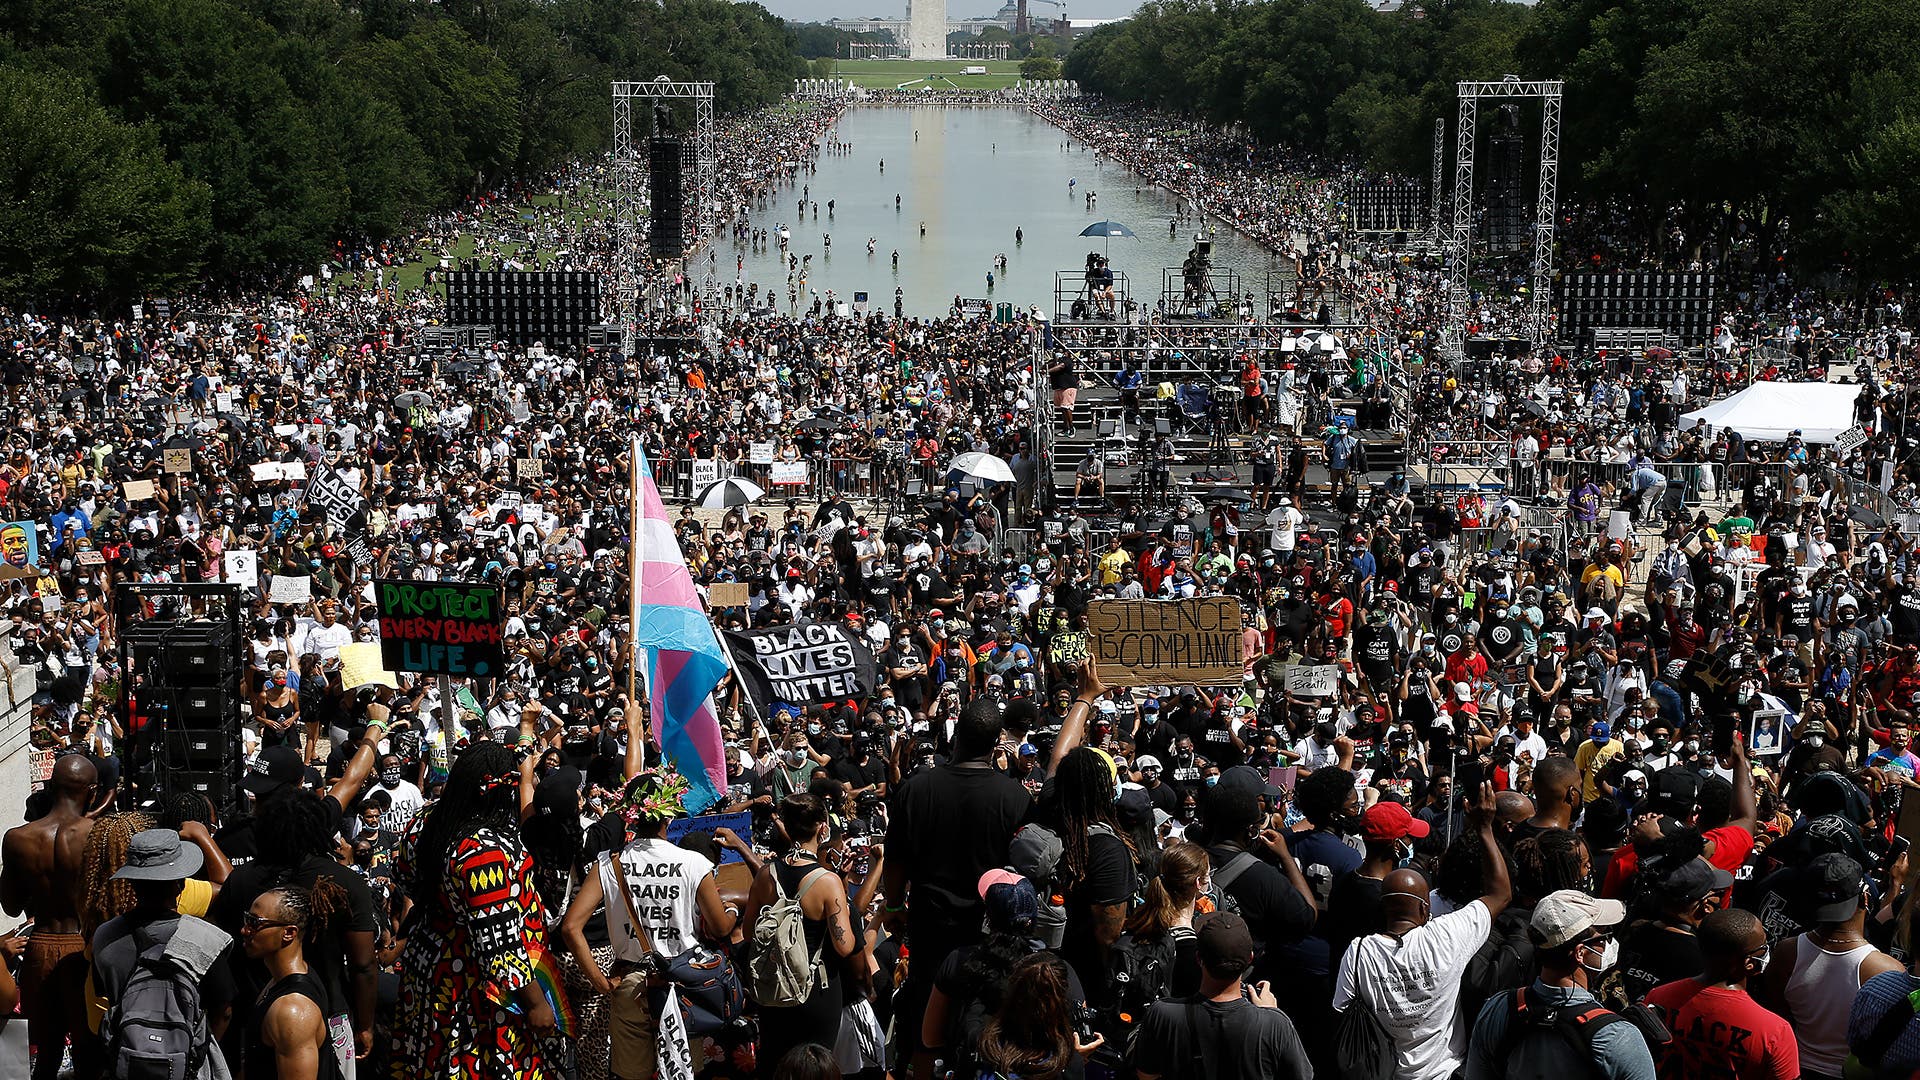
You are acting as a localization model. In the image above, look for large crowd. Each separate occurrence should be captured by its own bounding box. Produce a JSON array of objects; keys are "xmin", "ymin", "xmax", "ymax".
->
[{"xmin": 0, "ymin": 83, "xmax": 1918, "ymax": 1080}]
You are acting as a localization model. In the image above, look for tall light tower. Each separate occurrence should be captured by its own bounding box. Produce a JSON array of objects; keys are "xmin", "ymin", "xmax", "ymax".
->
[{"xmin": 908, "ymin": 0, "xmax": 947, "ymax": 58}]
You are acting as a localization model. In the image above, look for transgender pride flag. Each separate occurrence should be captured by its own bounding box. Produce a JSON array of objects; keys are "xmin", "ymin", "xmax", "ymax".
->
[{"xmin": 630, "ymin": 440, "xmax": 728, "ymax": 812}]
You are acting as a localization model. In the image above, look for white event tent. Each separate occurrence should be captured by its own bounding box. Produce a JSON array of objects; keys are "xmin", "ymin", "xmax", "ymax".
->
[{"xmin": 1678, "ymin": 381, "xmax": 1861, "ymax": 443}]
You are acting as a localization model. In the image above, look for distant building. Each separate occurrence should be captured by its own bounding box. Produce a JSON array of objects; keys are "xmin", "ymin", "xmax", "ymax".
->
[{"xmin": 907, "ymin": 0, "xmax": 947, "ymax": 58}]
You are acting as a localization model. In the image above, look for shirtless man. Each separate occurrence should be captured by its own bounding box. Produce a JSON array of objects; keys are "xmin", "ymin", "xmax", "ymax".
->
[{"xmin": 1, "ymin": 754, "xmax": 102, "ymax": 1080}]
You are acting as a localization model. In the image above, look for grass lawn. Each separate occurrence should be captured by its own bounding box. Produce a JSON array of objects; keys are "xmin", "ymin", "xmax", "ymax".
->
[{"xmin": 822, "ymin": 59, "xmax": 1028, "ymax": 91}]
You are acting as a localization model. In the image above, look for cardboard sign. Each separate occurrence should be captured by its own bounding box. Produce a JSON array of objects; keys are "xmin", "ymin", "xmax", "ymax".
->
[
  {"xmin": 123, "ymin": 480, "xmax": 156, "ymax": 502},
  {"xmin": 162, "ymin": 447, "xmax": 193, "ymax": 474},
  {"xmin": 268, "ymin": 574, "xmax": 311, "ymax": 605},
  {"xmin": 75, "ymin": 549, "xmax": 105, "ymax": 567},
  {"xmin": 223, "ymin": 548, "xmax": 259, "ymax": 589},
  {"xmin": 724, "ymin": 622, "xmax": 879, "ymax": 706},
  {"xmin": 515, "ymin": 457, "xmax": 543, "ymax": 480},
  {"xmin": 30, "ymin": 748, "xmax": 55, "ymax": 784},
  {"xmin": 1086, "ymin": 597, "xmax": 1243, "ymax": 688},
  {"xmin": 769, "ymin": 461, "xmax": 808, "ymax": 485},
  {"xmin": 1283, "ymin": 664, "xmax": 1341, "ymax": 698},
  {"xmin": 339, "ymin": 641, "xmax": 400, "ymax": 691},
  {"xmin": 749, "ymin": 442, "xmax": 776, "ymax": 465},
  {"xmin": 708, "ymin": 581, "xmax": 750, "ymax": 609},
  {"xmin": 1834, "ymin": 425, "xmax": 1868, "ymax": 456},
  {"xmin": 375, "ymin": 578, "xmax": 504, "ymax": 677},
  {"xmin": 664, "ymin": 810, "xmax": 754, "ymax": 864}
]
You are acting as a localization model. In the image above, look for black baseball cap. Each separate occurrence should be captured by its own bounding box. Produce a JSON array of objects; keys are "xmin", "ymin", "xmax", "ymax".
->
[
  {"xmin": 1802, "ymin": 853, "xmax": 1866, "ymax": 924},
  {"xmin": 242, "ymin": 744, "xmax": 306, "ymax": 797},
  {"xmin": 1196, "ymin": 910, "xmax": 1255, "ymax": 979},
  {"xmin": 1653, "ymin": 857, "xmax": 1734, "ymax": 905}
]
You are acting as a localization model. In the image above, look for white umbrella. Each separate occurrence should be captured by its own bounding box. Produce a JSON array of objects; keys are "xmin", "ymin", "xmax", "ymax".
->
[
  {"xmin": 947, "ymin": 451, "xmax": 1016, "ymax": 484},
  {"xmin": 693, "ymin": 477, "xmax": 767, "ymax": 508}
]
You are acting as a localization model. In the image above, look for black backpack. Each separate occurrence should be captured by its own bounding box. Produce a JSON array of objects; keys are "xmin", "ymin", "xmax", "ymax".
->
[
  {"xmin": 1490, "ymin": 984, "xmax": 1632, "ymax": 1079},
  {"xmin": 1104, "ymin": 926, "xmax": 1190, "ymax": 1047}
]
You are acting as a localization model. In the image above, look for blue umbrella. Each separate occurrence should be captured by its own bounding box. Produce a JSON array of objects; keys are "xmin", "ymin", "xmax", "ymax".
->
[{"xmin": 1079, "ymin": 220, "xmax": 1137, "ymax": 260}]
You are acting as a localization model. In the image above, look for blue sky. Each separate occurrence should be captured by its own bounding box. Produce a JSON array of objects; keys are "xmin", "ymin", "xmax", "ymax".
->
[{"xmin": 762, "ymin": 0, "xmax": 1144, "ymax": 21}]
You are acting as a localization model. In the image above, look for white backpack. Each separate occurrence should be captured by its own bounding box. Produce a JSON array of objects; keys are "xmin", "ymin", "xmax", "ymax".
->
[{"xmin": 747, "ymin": 867, "xmax": 830, "ymax": 1007}]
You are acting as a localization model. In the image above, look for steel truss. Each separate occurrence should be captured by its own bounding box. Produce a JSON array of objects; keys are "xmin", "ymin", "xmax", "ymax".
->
[
  {"xmin": 1442, "ymin": 77, "xmax": 1563, "ymax": 363},
  {"xmin": 611, "ymin": 79, "xmax": 717, "ymax": 317},
  {"xmin": 1430, "ymin": 117, "xmax": 1446, "ymax": 248}
]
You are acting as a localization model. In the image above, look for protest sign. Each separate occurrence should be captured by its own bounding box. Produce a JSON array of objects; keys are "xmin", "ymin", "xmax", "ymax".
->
[
  {"xmin": 223, "ymin": 548, "xmax": 259, "ymax": 589},
  {"xmin": 75, "ymin": 549, "xmax": 105, "ymax": 567},
  {"xmin": 30, "ymin": 748, "xmax": 55, "ymax": 783},
  {"xmin": 708, "ymin": 582, "xmax": 750, "ymax": 609},
  {"xmin": 1085, "ymin": 597, "xmax": 1242, "ymax": 688},
  {"xmin": 305, "ymin": 466, "xmax": 365, "ymax": 528},
  {"xmin": 1834, "ymin": 426, "xmax": 1868, "ymax": 456},
  {"xmin": 214, "ymin": 390, "xmax": 235, "ymax": 412},
  {"xmin": 162, "ymin": 448, "xmax": 193, "ymax": 474},
  {"xmin": 656, "ymin": 986, "xmax": 695, "ymax": 1080},
  {"xmin": 267, "ymin": 574, "xmax": 311, "ymax": 605},
  {"xmin": 375, "ymin": 579, "xmax": 504, "ymax": 676},
  {"xmin": 515, "ymin": 457, "xmax": 543, "ymax": 481},
  {"xmin": 769, "ymin": 461, "xmax": 808, "ymax": 485},
  {"xmin": 339, "ymin": 641, "xmax": 400, "ymax": 691},
  {"xmin": 1284, "ymin": 664, "xmax": 1341, "ymax": 698},
  {"xmin": 664, "ymin": 811, "xmax": 754, "ymax": 865},
  {"xmin": 749, "ymin": 442, "xmax": 776, "ymax": 465},
  {"xmin": 689, "ymin": 459, "xmax": 722, "ymax": 491},
  {"xmin": 123, "ymin": 480, "xmax": 156, "ymax": 502},
  {"xmin": 724, "ymin": 622, "xmax": 878, "ymax": 706},
  {"xmin": 0, "ymin": 520, "xmax": 39, "ymax": 579},
  {"xmin": 340, "ymin": 533, "xmax": 373, "ymax": 569},
  {"xmin": 250, "ymin": 461, "xmax": 306, "ymax": 483}
]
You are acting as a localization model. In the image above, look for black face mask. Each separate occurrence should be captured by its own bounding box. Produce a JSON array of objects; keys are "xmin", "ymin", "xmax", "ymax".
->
[{"xmin": 1315, "ymin": 723, "xmax": 1337, "ymax": 741}]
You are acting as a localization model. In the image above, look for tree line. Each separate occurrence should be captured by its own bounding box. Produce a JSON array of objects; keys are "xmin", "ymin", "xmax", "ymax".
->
[
  {"xmin": 1064, "ymin": 0, "xmax": 1920, "ymax": 283},
  {"xmin": 0, "ymin": 0, "xmax": 809, "ymax": 306}
]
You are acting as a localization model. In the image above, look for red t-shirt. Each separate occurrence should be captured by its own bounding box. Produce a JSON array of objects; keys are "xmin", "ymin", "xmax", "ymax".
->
[
  {"xmin": 1643, "ymin": 980, "xmax": 1797, "ymax": 1080},
  {"xmin": 1601, "ymin": 825, "xmax": 1754, "ymax": 902}
]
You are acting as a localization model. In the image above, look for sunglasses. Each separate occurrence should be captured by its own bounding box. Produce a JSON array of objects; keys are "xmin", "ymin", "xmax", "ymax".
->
[{"xmin": 241, "ymin": 911, "xmax": 297, "ymax": 933}]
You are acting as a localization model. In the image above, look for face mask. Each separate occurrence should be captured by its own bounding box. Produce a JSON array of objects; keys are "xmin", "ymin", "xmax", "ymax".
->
[
  {"xmin": 1395, "ymin": 840, "xmax": 1416, "ymax": 869},
  {"xmin": 1750, "ymin": 947, "xmax": 1771, "ymax": 975},
  {"xmin": 806, "ymin": 723, "xmax": 822, "ymax": 736},
  {"xmin": 1582, "ymin": 937, "xmax": 1621, "ymax": 975},
  {"xmin": 1804, "ymin": 734, "xmax": 1825, "ymax": 749},
  {"xmin": 378, "ymin": 768, "xmax": 403, "ymax": 788},
  {"xmin": 1651, "ymin": 737, "xmax": 1670, "ymax": 754},
  {"xmin": 1684, "ymin": 738, "xmax": 1701, "ymax": 753},
  {"xmin": 785, "ymin": 750, "xmax": 807, "ymax": 768},
  {"xmin": 1204, "ymin": 774, "xmax": 1219, "ymax": 787}
]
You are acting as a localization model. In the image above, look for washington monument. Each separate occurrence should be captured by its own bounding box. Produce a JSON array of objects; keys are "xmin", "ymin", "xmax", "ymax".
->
[{"xmin": 907, "ymin": 0, "xmax": 946, "ymax": 59}]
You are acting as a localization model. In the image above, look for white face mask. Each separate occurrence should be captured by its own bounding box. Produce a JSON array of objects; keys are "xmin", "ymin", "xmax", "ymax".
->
[{"xmin": 1581, "ymin": 937, "xmax": 1620, "ymax": 974}]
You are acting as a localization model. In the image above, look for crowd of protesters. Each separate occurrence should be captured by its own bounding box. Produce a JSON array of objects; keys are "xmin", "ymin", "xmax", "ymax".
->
[{"xmin": 0, "ymin": 84, "xmax": 1918, "ymax": 1080}]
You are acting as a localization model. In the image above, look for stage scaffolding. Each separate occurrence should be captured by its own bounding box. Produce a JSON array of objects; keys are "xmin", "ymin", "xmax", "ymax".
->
[
  {"xmin": 1441, "ymin": 77, "xmax": 1562, "ymax": 363},
  {"xmin": 611, "ymin": 78, "xmax": 717, "ymax": 323}
]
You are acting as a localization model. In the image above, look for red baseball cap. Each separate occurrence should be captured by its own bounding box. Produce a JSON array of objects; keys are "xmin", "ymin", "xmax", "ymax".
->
[{"xmin": 1361, "ymin": 802, "xmax": 1430, "ymax": 842}]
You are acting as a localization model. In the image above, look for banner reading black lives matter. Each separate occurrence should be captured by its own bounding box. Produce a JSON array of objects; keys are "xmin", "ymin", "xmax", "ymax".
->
[
  {"xmin": 375, "ymin": 579, "xmax": 505, "ymax": 677},
  {"xmin": 724, "ymin": 622, "xmax": 879, "ymax": 707},
  {"xmin": 1086, "ymin": 597, "xmax": 1244, "ymax": 688}
]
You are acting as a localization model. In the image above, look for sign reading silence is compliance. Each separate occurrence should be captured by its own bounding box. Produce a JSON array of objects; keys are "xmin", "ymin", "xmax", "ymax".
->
[
  {"xmin": 1085, "ymin": 597, "xmax": 1243, "ymax": 688},
  {"xmin": 375, "ymin": 579, "xmax": 504, "ymax": 676}
]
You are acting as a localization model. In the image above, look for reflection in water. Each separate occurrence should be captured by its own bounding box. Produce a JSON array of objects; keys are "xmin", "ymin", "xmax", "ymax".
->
[{"xmin": 726, "ymin": 106, "xmax": 1279, "ymax": 318}]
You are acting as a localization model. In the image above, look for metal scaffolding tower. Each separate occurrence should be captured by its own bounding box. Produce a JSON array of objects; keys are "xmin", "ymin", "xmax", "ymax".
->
[
  {"xmin": 1430, "ymin": 117, "xmax": 1446, "ymax": 248},
  {"xmin": 611, "ymin": 78, "xmax": 717, "ymax": 318},
  {"xmin": 1441, "ymin": 77, "xmax": 1563, "ymax": 362}
]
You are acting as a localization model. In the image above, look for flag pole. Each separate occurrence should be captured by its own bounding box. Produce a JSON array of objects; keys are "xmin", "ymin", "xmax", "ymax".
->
[{"xmin": 629, "ymin": 435, "xmax": 646, "ymax": 743}]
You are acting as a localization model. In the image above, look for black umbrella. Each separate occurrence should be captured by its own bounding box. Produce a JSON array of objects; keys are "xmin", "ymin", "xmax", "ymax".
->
[
  {"xmin": 60, "ymin": 388, "xmax": 86, "ymax": 402},
  {"xmin": 1201, "ymin": 487, "xmax": 1253, "ymax": 504},
  {"xmin": 795, "ymin": 416, "xmax": 839, "ymax": 434}
]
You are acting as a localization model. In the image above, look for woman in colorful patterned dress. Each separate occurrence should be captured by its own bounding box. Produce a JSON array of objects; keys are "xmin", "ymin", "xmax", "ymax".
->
[{"xmin": 390, "ymin": 742, "xmax": 561, "ymax": 1079}]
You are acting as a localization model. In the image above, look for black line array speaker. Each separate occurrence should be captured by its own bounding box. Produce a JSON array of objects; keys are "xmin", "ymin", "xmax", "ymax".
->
[
  {"xmin": 123, "ymin": 619, "xmax": 246, "ymax": 811},
  {"xmin": 1349, "ymin": 179, "xmax": 1426, "ymax": 234},
  {"xmin": 649, "ymin": 135, "xmax": 686, "ymax": 261},
  {"xmin": 1554, "ymin": 272, "xmax": 1718, "ymax": 345},
  {"xmin": 445, "ymin": 270, "xmax": 602, "ymax": 346}
]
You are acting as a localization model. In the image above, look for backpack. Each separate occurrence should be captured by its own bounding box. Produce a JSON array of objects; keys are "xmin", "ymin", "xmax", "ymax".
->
[
  {"xmin": 1332, "ymin": 936, "xmax": 1398, "ymax": 1080},
  {"xmin": 1104, "ymin": 926, "xmax": 1188, "ymax": 1048},
  {"xmin": 102, "ymin": 922, "xmax": 222, "ymax": 1080},
  {"xmin": 1211, "ymin": 851, "xmax": 1261, "ymax": 918},
  {"xmin": 748, "ymin": 866, "xmax": 831, "ymax": 1008},
  {"xmin": 1009, "ymin": 824, "xmax": 1068, "ymax": 949},
  {"xmin": 1491, "ymin": 984, "xmax": 1633, "ymax": 1079},
  {"xmin": 1844, "ymin": 982, "xmax": 1920, "ymax": 1079}
]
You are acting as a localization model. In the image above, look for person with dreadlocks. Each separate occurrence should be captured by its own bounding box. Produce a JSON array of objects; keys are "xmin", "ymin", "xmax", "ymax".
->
[
  {"xmin": 1044, "ymin": 745, "xmax": 1138, "ymax": 1010},
  {"xmin": 210, "ymin": 788, "xmax": 376, "ymax": 1079},
  {"xmin": 560, "ymin": 768, "xmax": 737, "ymax": 1080},
  {"xmin": 239, "ymin": 885, "xmax": 338, "ymax": 1080},
  {"xmin": 390, "ymin": 741, "xmax": 561, "ymax": 1078}
]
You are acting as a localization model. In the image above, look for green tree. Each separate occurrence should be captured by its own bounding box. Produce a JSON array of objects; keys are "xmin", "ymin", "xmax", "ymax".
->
[
  {"xmin": 1022, "ymin": 55, "xmax": 1063, "ymax": 81},
  {"xmin": 0, "ymin": 63, "xmax": 210, "ymax": 302}
]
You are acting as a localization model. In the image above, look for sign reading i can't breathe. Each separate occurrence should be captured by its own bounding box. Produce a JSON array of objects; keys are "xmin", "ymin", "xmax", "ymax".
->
[
  {"xmin": 375, "ymin": 579, "xmax": 504, "ymax": 676},
  {"xmin": 1086, "ymin": 597, "xmax": 1244, "ymax": 687}
]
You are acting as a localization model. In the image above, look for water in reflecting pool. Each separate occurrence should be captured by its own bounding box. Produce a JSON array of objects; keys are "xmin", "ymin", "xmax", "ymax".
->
[{"xmin": 717, "ymin": 106, "xmax": 1281, "ymax": 318}]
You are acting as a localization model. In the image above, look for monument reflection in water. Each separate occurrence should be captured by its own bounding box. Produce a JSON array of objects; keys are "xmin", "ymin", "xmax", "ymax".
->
[{"xmin": 726, "ymin": 105, "xmax": 1278, "ymax": 319}]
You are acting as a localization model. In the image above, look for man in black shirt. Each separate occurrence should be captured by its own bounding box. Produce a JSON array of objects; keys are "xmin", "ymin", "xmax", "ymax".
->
[
  {"xmin": 1200, "ymin": 786, "xmax": 1316, "ymax": 984},
  {"xmin": 1133, "ymin": 910, "xmax": 1313, "ymax": 1080}
]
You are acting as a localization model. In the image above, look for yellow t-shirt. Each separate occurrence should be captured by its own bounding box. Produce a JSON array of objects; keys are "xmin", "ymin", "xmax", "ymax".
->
[
  {"xmin": 1574, "ymin": 738, "xmax": 1624, "ymax": 802},
  {"xmin": 1098, "ymin": 548, "xmax": 1129, "ymax": 585}
]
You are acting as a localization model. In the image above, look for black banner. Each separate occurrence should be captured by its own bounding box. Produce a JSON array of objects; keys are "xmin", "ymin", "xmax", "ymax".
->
[{"xmin": 724, "ymin": 622, "xmax": 878, "ymax": 707}]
